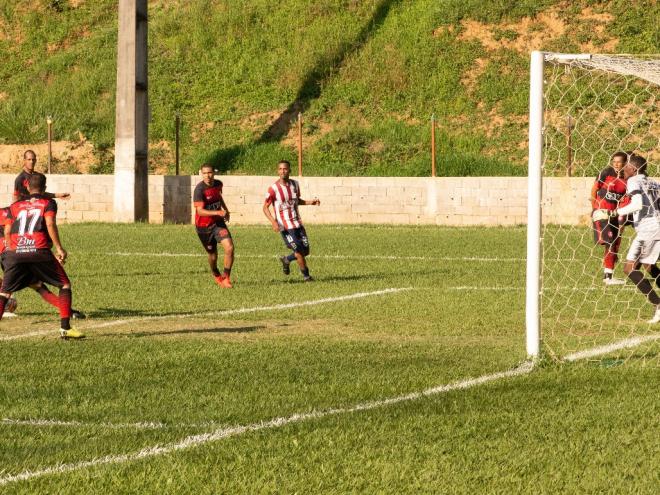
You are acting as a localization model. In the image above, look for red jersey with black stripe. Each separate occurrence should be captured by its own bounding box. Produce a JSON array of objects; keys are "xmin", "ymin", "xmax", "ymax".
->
[
  {"xmin": 265, "ymin": 179, "xmax": 302, "ymax": 230},
  {"xmin": 14, "ymin": 170, "xmax": 32, "ymax": 201},
  {"xmin": 6, "ymin": 195, "xmax": 57, "ymax": 253},
  {"xmin": 193, "ymin": 179, "xmax": 224, "ymax": 229},
  {"xmin": 593, "ymin": 166, "xmax": 627, "ymax": 210},
  {"xmin": 0, "ymin": 207, "xmax": 8, "ymax": 255}
]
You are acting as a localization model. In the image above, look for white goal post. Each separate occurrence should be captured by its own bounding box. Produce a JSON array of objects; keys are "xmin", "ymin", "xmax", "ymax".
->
[{"xmin": 526, "ymin": 51, "xmax": 660, "ymax": 361}]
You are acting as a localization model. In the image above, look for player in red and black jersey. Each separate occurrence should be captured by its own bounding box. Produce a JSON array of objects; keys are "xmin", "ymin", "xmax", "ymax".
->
[
  {"xmin": 0, "ymin": 173, "xmax": 84, "ymax": 339},
  {"xmin": 590, "ymin": 151, "xmax": 628, "ymax": 285},
  {"xmin": 193, "ymin": 164, "xmax": 235, "ymax": 288},
  {"xmin": 13, "ymin": 150, "xmax": 70, "ymax": 202},
  {"xmin": 0, "ymin": 203, "xmax": 85, "ymax": 320}
]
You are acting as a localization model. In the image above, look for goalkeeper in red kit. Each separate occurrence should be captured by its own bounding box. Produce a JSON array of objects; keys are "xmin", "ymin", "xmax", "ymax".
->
[{"xmin": 590, "ymin": 151, "xmax": 629, "ymax": 285}]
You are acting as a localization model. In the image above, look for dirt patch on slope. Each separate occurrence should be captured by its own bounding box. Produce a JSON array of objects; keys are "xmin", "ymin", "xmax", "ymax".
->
[{"xmin": 0, "ymin": 140, "xmax": 96, "ymax": 174}]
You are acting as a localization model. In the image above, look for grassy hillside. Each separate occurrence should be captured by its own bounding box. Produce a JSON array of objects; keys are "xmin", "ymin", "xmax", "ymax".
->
[{"xmin": 0, "ymin": 0, "xmax": 658, "ymax": 175}]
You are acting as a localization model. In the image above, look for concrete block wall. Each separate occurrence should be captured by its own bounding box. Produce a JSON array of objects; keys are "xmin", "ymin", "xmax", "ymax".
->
[{"xmin": 0, "ymin": 174, "xmax": 596, "ymax": 226}]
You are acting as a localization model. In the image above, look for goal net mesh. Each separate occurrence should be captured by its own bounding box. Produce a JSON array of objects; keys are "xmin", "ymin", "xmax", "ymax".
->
[{"xmin": 540, "ymin": 53, "xmax": 660, "ymax": 364}]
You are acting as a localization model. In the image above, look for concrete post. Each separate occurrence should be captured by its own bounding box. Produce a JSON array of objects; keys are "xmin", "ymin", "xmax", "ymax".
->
[{"xmin": 114, "ymin": 0, "xmax": 149, "ymax": 222}]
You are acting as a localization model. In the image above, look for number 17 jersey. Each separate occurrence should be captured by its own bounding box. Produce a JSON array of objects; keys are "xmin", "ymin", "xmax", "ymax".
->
[{"xmin": 5, "ymin": 195, "xmax": 57, "ymax": 253}]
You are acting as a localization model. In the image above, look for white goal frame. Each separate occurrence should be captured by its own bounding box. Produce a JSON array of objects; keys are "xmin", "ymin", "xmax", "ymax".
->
[{"xmin": 526, "ymin": 50, "xmax": 660, "ymax": 359}]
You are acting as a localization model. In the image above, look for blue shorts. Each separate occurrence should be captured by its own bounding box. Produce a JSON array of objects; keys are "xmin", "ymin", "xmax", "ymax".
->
[{"xmin": 280, "ymin": 227, "xmax": 310, "ymax": 255}]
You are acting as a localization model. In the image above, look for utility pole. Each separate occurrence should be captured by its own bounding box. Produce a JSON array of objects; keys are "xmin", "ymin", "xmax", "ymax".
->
[{"xmin": 113, "ymin": 0, "xmax": 149, "ymax": 222}]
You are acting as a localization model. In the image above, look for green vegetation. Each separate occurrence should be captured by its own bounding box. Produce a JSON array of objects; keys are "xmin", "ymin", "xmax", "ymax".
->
[
  {"xmin": 0, "ymin": 0, "xmax": 658, "ymax": 175},
  {"xmin": 0, "ymin": 223, "xmax": 657, "ymax": 493}
]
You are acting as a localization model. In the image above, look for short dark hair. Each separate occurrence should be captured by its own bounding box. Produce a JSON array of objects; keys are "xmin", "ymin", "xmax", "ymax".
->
[
  {"xmin": 200, "ymin": 163, "xmax": 214, "ymax": 171},
  {"xmin": 23, "ymin": 149, "xmax": 36, "ymax": 159},
  {"xmin": 28, "ymin": 172, "xmax": 47, "ymax": 192},
  {"xmin": 278, "ymin": 160, "xmax": 291, "ymax": 168},
  {"xmin": 611, "ymin": 151, "xmax": 627, "ymax": 161},
  {"xmin": 628, "ymin": 154, "xmax": 647, "ymax": 176}
]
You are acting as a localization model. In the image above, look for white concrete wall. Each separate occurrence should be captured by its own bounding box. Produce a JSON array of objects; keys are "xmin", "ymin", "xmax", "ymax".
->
[{"xmin": 0, "ymin": 174, "xmax": 594, "ymax": 226}]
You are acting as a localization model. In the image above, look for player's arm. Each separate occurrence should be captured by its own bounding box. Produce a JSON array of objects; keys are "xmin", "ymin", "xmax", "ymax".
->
[
  {"xmin": 589, "ymin": 181, "xmax": 599, "ymax": 207},
  {"xmin": 299, "ymin": 197, "xmax": 320, "ymax": 206},
  {"xmin": 44, "ymin": 192, "xmax": 71, "ymax": 200},
  {"xmin": 218, "ymin": 197, "xmax": 230, "ymax": 222},
  {"xmin": 45, "ymin": 214, "xmax": 67, "ymax": 264},
  {"xmin": 616, "ymin": 193, "xmax": 642, "ymax": 216},
  {"xmin": 195, "ymin": 204, "xmax": 227, "ymax": 218},
  {"xmin": 262, "ymin": 200, "xmax": 280, "ymax": 232}
]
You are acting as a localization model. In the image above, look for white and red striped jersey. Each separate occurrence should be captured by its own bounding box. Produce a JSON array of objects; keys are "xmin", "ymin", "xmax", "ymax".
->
[{"xmin": 265, "ymin": 179, "xmax": 303, "ymax": 230}]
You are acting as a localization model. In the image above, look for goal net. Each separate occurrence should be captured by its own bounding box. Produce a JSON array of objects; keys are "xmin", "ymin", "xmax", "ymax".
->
[{"xmin": 526, "ymin": 52, "xmax": 660, "ymax": 364}]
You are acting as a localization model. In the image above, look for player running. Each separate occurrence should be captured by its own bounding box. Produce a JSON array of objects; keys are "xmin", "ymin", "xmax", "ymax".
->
[
  {"xmin": 193, "ymin": 164, "xmax": 234, "ymax": 288},
  {"xmin": 0, "ymin": 204, "xmax": 85, "ymax": 320},
  {"xmin": 0, "ymin": 173, "xmax": 83, "ymax": 338},
  {"xmin": 602, "ymin": 154, "xmax": 660, "ymax": 323},
  {"xmin": 590, "ymin": 151, "xmax": 628, "ymax": 285},
  {"xmin": 263, "ymin": 160, "xmax": 320, "ymax": 282}
]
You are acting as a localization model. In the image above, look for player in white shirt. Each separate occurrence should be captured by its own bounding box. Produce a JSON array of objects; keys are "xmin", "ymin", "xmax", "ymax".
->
[
  {"xmin": 604, "ymin": 154, "xmax": 660, "ymax": 323},
  {"xmin": 263, "ymin": 160, "xmax": 320, "ymax": 281}
]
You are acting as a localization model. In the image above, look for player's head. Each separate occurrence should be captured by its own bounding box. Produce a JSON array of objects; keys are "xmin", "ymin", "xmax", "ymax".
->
[
  {"xmin": 622, "ymin": 154, "xmax": 647, "ymax": 180},
  {"xmin": 27, "ymin": 172, "xmax": 47, "ymax": 194},
  {"xmin": 23, "ymin": 150, "xmax": 37, "ymax": 173},
  {"xmin": 610, "ymin": 151, "xmax": 627, "ymax": 173},
  {"xmin": 277, "ymin": 160, "xmax": 291, "ymax": 181},
  {"xmin": 200, "ymin": 163, "xmax": 214, "ymax": 185}
]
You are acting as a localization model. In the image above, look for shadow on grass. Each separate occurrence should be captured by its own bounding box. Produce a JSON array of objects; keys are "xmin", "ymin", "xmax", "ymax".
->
[
  {"xmin": 205, "ymin": 0, "xmax": 402, "ymax": 172},
  {"xmin": 113, "ymin": 325, "xmax": 264, "ymax": 338}
]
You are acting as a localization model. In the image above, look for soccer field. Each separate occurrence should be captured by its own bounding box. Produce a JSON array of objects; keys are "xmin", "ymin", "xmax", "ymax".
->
[{"xmin": 0, "ymin": 224, "xmax": 657, "ymax": 493}]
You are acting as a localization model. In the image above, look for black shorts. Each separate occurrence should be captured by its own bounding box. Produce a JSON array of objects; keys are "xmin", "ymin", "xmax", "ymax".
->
[
  {"xmin": 1, "ymin": 250, "xmax": 70, "ymax": 293},
  {"xmin": 280, "ymin": 227, "xmax": 310, "ymax": 255},
  {"xmin": 593, "ymin": 217, "xmax": 621, "ymax": 246},
  {"xmin": 196, "ymin": 223, "xmax": 232, "ymax": 254}
]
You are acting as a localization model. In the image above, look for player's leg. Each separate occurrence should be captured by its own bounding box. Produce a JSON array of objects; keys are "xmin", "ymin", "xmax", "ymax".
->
[
  {"xmin": 197, "ymin": 228, "xmax": 223, "ymax": 285},
  {"xmin": 602, "ymin": 219, "xmax": 624, "ymax": 284},
  {"xmin": 216, "ymin": 225, "xmax": 234, "ymax": 288},
  {"xmin": 624, "ymin": 238, "xmax": 660, "ymax": 322},
  {"xmin": 0, "ymin": 257, "xmax": 32, "ymax": 321},
  {"xmin": 293, "ymin": 227, "xmax": 313, "ymax": 281},
  {"xmin": 279, "ymin": 230, "xmax": 297, "ymax": 275},
  {"xmin": 29, "ymin": 281, "xmax": 86, "ymax": 319},
  {"xmin": 30, "ymin": 254, "xmax": 84, "ymax": 338}
]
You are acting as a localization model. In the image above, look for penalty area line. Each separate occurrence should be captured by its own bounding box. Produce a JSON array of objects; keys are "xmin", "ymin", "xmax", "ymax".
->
[
  {"xmin": 0, "ymin": 361, "xmax": 534, "ymax": 487},
  {"xmin": 1, "ymin": 331, "xmax": 657, "ymax": 487},
  {"xmin": 0, "ymin": 288, "xmax": 413, "ymax": 340}
]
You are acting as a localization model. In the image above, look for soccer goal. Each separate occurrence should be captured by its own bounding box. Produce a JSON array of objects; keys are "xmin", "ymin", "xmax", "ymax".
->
[{"xmin": 526, "ymin": 51, "xmax": 660, "ymax": 362}]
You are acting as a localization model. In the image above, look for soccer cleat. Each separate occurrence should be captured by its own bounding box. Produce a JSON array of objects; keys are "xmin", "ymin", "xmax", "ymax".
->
[
  {"xmin": 303, "ymin": 276, "xmax": 314, "ymax": 282},
  {"xmin": 214, "ymin": 274, "xmax": 224, "ymax": 286},
  {"xmin": 220, "ymin": 276, "xmax": 233, "ymax": 288},
  {"xmin": 71, "ymin": 309, "xmax": 86, "ymax": 319},
  {"xmin": 60, "ymin": 328, "xmax": 85, "ymax": 340},
  {"xmin": 604, "ymin": 277, "xmax": 625, "ymax": 286},
  {"xmin": 648, "ymin": 307, "xmax": 660, "ymax": 324},
  {"xmin": 3, "ymin": 312, "xmax": 17, "ymax": 318},
  {"xmin": 279, "ymin": 256, "xmax": 291, "ymax": 275}
]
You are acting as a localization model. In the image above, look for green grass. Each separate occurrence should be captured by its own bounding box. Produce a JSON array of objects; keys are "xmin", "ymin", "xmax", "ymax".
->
[
  {"xmin": 0, "ymin": 223, "xmax": 657, "ymax": 493},
  {"xmin": 1, "ymin": 1, "xmax": 658, "ymax": 175}
]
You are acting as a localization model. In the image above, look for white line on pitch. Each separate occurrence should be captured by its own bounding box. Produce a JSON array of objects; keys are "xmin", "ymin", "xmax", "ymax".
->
[
  {"xmin": 0, "ymin": 361, "xmax": 534, "ymax": 487},
  {"xmin": 0, "ymin": 288, "xmax": 413, "ymax": 340},
  {"xmin": 88, "ymin": 287, "xmax": 413, "ymax": 330},
  {"xmin": 104, "ymin": 252, "xmax": 526, "ymax": 262},
  {"xmin": 1, "ymin": 331, "xmax": 656, "ymax": 487},
  {"xmin": 0, "ymin": 418, "xmax": 223, "ymax": 430},
  {"xmin": 564, "ymin": 333, "xmax": 660, "ymax": 361}
]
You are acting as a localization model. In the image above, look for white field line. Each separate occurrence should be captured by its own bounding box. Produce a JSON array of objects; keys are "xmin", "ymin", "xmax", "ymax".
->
[
  {"xmin": 0, "ymin": 361, "xmax": 534, "ymax": 487},
  {"xmin": 563, "ymin": 333, "xmax": 660, "ymax": 361},
  {"xmin": 105, "ymin": 251, "xmax": 526, "ymax": 262},
  {"xmin": 1, "ymin": 331, "xmax": 657, "ymax": 487},
  {"xmin": 0, "ymin": 288, "xmax": 413, "ymax": 340},
  {"xmin": 0, "ymin": 418, "xmax": 223, "ymax": 430}
]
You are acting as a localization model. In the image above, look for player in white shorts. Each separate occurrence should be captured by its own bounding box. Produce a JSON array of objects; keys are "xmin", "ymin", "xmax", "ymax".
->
[{"xmin": 602, "ymin": 154, "xmax": 660, "ymax": 323}]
